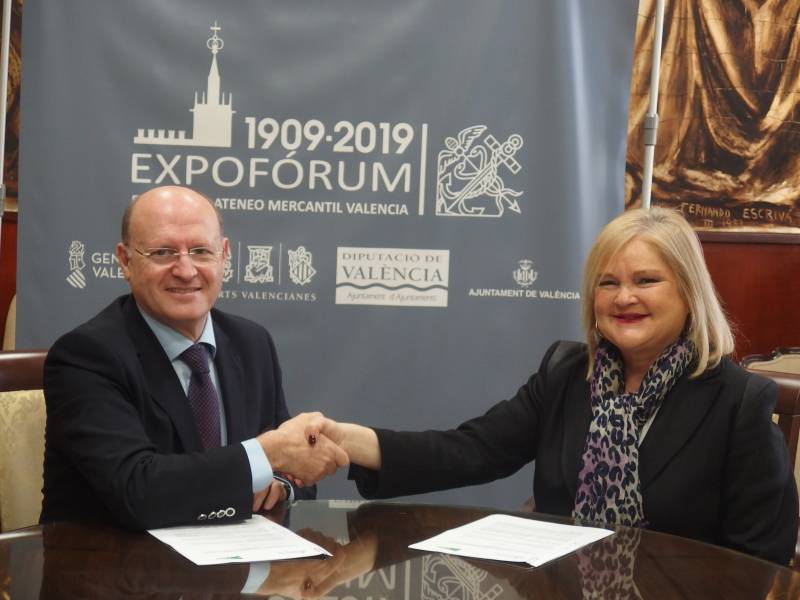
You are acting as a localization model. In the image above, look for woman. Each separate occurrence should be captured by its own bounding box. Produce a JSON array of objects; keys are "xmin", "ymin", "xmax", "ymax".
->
[{"xmin": 316, "ymin": 207, "xmax": 798, "ymax": 564}]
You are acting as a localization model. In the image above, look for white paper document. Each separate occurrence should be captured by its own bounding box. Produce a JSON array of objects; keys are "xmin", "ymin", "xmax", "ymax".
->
[
  {"xmin": 148, "ymin": 515, "xmax": 331, "ymax": 566},
  {"xmin": 409, "ymin": 514, "xmax": 614, "ymax": 567}
]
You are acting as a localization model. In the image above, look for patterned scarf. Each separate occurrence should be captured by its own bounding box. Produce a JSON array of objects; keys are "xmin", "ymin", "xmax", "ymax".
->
[
  {"xmin": 572, "ymin": 337, "xmax": 695, "ymax": 527},
  {"xmin": 577, "ymin": 528, "xmax": 643, "ymax": 600}
]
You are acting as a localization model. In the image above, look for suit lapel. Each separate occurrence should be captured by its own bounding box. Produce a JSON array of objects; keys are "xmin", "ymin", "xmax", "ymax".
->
[
  {"xmin": 638, "ymin": 372, "xmax": 720, "ymax": 489},
  {"xmin": 122, "ymin": 298, "xmax": 204, "ymax": 451},
  {"xmin": 212, "ymin": 320, "xmax": 247, "ymax": 443},
  {"xmin": 561, "ymin": 376, "xmax": 592, "ymax": 499}
]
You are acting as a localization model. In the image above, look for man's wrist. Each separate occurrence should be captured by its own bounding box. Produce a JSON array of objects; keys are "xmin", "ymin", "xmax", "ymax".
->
[
  {"xmin": 273, "ymin": 474, "xmax": 294, "ymax": 504},
  {"xmin": 258, "ymin": 429, "xmax": 284, "ymax": 470}
]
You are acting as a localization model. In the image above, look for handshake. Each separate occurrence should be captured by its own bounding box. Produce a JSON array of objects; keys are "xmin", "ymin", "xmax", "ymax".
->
[{"xmin": 254, "ymin": 413, "xmax": 380, "ymax": 509}]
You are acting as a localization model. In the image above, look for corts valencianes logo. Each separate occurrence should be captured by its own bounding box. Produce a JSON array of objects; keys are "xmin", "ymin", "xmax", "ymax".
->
[
  {"xmin": 224, "ymin": 242, "xmax": 316, "ymax": 287},
  {"xmin": 335, "ymin": 247, "xmax": 449, "ymax": 308},
  {"xmin": 243, "ymin": 245, "xmax": 275, "ymax": 284},
  {"xmin": 218, "ymin": 243, "xmax": 318, "ymax": 303}
]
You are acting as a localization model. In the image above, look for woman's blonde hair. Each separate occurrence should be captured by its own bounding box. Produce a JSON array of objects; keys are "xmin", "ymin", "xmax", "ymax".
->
[{"xmin": 581, "ymin": 207, "xmax": 734, "ymax": 377}]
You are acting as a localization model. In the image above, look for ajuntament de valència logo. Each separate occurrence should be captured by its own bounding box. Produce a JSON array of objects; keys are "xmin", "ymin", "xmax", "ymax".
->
[
  {"xmin": 134, "ymin": 22, "xmax": 233, "ymax": 148},
  {"xmin": 335, "ymin": 247, "xmax": 449, "ymax": 307},
  {"xmin": 467, "ymin": 258, "xmax": 580, "ymax": 301},
  {"xmin": 436, "ymin": 125, "xmax": 524, "ymax": 218},
  {"xmin": 512, "ymin": 259, "xmax": 537, "ymax": 287}
]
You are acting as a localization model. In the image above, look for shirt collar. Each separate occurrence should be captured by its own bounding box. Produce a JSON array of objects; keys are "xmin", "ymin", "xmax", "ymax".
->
[{"xmin": 138, "ymin": 306, "xmax": 217, "ymax": 362}]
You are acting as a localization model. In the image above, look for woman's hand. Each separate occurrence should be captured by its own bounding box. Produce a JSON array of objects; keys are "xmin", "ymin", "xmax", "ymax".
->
[{"xmin": 304, "ymin": 417, "xmax": 382, "ymax": 471}]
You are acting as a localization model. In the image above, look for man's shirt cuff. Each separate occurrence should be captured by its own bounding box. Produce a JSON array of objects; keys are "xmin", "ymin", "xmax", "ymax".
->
[{"xmin": 241, "ymin": 438, "xmax": 273, "ymax": 493}]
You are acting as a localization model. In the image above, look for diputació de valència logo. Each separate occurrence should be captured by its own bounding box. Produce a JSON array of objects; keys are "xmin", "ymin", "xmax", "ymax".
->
[{"xmin": 335, "ymin": 247, "xmax": 449, "ymax": 307}]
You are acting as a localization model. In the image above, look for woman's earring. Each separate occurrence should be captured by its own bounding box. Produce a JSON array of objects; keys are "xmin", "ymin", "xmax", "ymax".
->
[{"xmin": 594, "ymin": 320, "xmax": 604, "ymax": 340}]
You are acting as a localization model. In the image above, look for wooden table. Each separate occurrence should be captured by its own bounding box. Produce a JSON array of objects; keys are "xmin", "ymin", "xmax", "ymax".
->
[{"xmin": 1, "ymin": 500, "xmax": 797, "ymax": 598}]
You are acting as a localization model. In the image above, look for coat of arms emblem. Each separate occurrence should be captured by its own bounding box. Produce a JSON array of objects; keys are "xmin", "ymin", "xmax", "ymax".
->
[
  {"xmin": 436, "ymin": 125, "xmax": 524, "ymax": 218},
  {"xmin": 244, "ymin": 245, "xmax": 274, "ymax": 284},
  {"xmin": 288, "ymin": 246, "xmax": 316, "ymax": 286},
  {"xmin": 513, "ymin": 259, "xmax": 537, "ymax": 287}
]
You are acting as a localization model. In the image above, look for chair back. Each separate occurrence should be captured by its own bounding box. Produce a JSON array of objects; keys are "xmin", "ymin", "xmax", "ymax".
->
[
  {"xmin": 0, "ymin": 349, "xmax": 48, "ymax": 531},
  {"xmin": 0, "ymin": 349, "xmax": 47, "ymax": 391},
  {"xmin": 742, "ymin": 348, "xmax": 800, "ymax": 376},
  {"xmin": 2, "ymin": 294, "xmax": 16, "ymax": 350},
  {"xmin": 742, "ymin": 349, "xmax": 800, "ymax": 470},
  {"xmin": 742, "ymin": 352, "xmax": 800, "ymax": 569},
  {"xmin": 753, "ymin": 370, "xmax": 800, "ymax": 466}
]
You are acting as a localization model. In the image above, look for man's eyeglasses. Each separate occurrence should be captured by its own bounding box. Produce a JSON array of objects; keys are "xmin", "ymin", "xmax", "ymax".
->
[{"xmin": 132, "ymin": 247, "xmax": 223, "ymax": 266}]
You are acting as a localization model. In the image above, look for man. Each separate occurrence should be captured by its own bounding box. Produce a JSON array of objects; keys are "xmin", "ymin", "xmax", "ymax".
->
[{"xmin": 41, "ymin": 185, "xmax": 347, "ymax": 529}]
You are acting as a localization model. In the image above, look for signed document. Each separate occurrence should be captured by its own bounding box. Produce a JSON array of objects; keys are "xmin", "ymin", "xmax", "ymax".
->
[
  {"xmin": 409, "ymin": 514, "xmax": 613, "ymax": 567},
  {"xmin": 149, "ymin": 515, "xmax": 331, "ymax": 566}
]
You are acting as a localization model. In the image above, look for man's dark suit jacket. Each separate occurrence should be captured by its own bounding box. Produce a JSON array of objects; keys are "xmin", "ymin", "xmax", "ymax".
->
[
  {"xmin": 350, "ymin": 341, "xmax": 799, "ymax": 564},
  {"xmin": 41, "ymin": 294, "xmax": 314, "ymax": 530}
]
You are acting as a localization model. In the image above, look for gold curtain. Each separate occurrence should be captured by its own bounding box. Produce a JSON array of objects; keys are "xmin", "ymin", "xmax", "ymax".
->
[{"xmin": 626, "ymin": 0, "xmax": 800, "ymax": 231}]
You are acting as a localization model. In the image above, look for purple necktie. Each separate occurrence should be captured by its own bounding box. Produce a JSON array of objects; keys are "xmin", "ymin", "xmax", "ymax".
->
[{"xmin": 180, "ymin": 343, "xmax": 221, "ymax": 449}]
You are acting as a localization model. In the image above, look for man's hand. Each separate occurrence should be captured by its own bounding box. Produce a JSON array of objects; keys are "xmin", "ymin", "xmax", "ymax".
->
[
  {"xmin": 257, "ymin": 412, "xmax": 348, "ymax": 486},
  {"xmin": 253, "ymin": 478, "xmax": 289, "ymax": 512}
]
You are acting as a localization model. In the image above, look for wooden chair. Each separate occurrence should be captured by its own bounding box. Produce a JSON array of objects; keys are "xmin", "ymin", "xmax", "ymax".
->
[
  {"xmin": 742, "ymin": 347, "xmax": 800, "ymax": 376},
  {"xmin": 2, "ymin": 294, "xmax": 16, "ymax": 350},
  {"xmin": 756, "ymin": 369, "xmax": 800, "ymax": 467},
  {"xmin": 742, "ymin": 349, "xmax": 800, "ymax": 568},
  {"xmin": 0, "ymin": 349, "xmax": 48, "ymax": 531},
  {"xmin": 741, "ymin": 350, "xmax": 800, "ymax": 471},
  {"xmin": 0, "ymin": 349, "xmax": 47, "ymax": 392}
]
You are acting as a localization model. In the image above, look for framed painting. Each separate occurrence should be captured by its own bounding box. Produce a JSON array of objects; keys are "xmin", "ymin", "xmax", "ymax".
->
[{"xmin": 625, "ymin": 0, "xmax": 800, "ymax": 242}]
